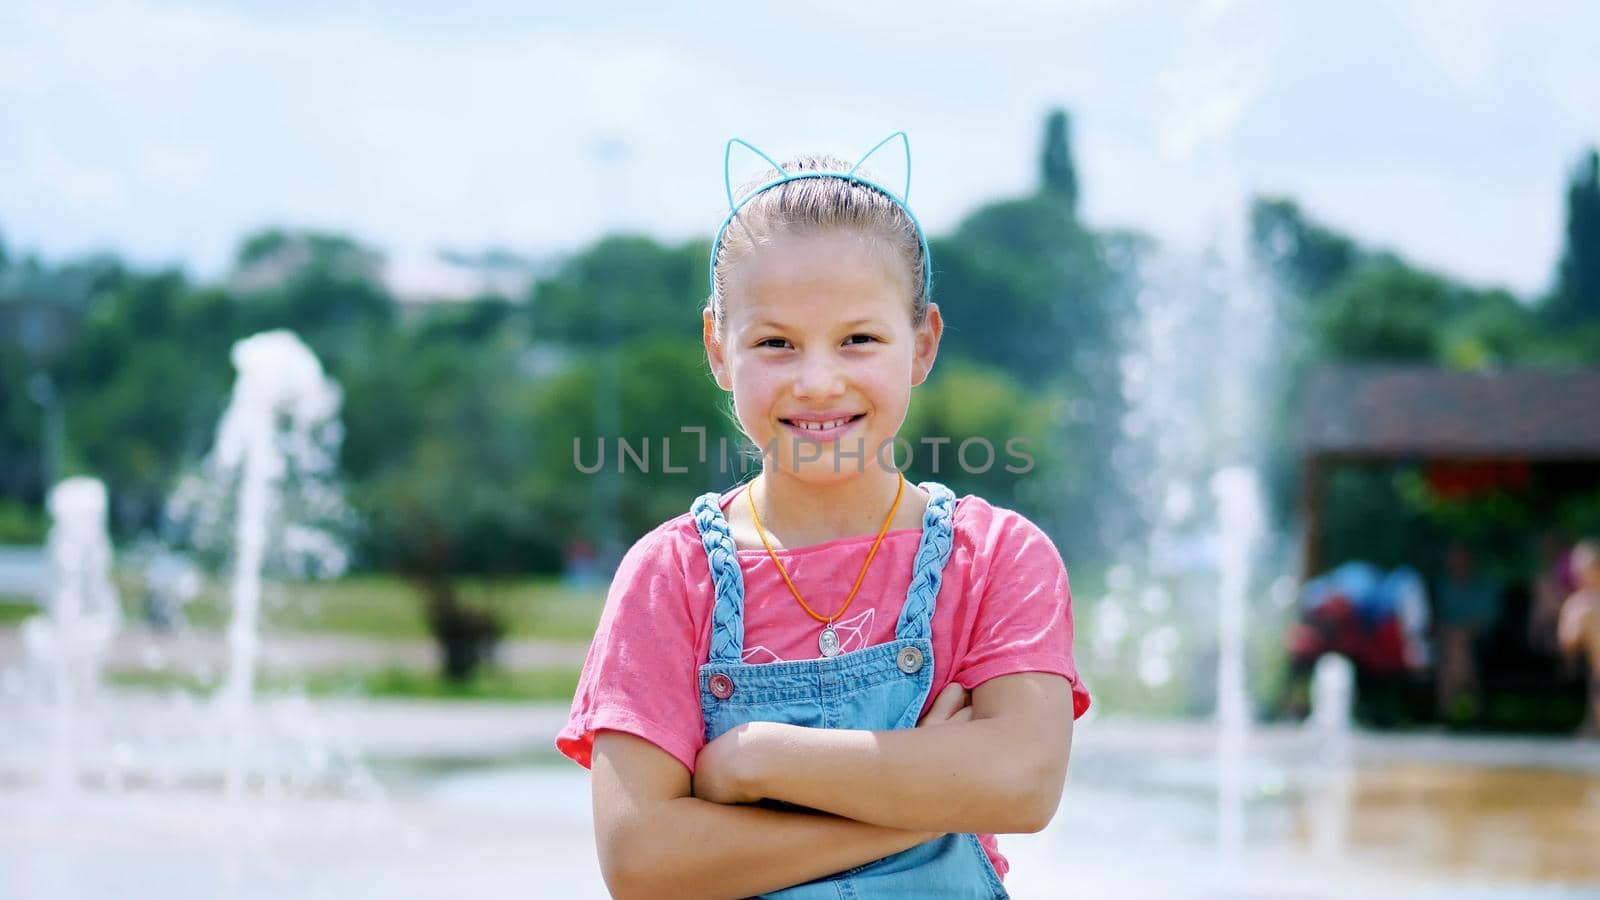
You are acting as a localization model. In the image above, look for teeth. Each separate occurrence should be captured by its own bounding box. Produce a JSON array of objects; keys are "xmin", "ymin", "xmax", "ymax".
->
[{"xmin": 794, "ymin": 417, "xmax": 853, "ymax": 431}]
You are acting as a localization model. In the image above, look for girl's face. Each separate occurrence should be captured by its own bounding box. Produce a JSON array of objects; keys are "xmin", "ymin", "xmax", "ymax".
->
[{"xmin": 705, "ymin": 229, "xmax": 941, "ymax": 485}]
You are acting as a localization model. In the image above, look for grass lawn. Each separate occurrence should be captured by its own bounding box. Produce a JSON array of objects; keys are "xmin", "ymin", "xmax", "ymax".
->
[
  {"xmin": 10, "ymin": 558, "xmax": 1307, "ymax": 720},
  {"xmin": 0, "ymin": 598, "xmax": 34, "ymax": 626},
  {"xmin": 3, "ymin": 575, "xmax": 606, "ymax": 643},
  {"xmin": 111, "ymin": 572, "xmax": 608, "ymax": 643}
]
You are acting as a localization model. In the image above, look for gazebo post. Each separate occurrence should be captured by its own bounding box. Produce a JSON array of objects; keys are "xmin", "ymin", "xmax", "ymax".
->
[{"xmin": 1300, "ymin": 454, "xmax": 1325, "ymax": 584}]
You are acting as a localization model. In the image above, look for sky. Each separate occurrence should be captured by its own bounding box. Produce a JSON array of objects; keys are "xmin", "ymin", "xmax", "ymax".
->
[{"xmin": 2, "ymin": 0, "xmax": 1597, "ymax": 297}]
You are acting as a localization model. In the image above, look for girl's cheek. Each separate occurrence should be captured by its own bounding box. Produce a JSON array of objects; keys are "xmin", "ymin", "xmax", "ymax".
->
[{"xmin": 742, "ymin": 357, "xmax": 790, "ymax": 387}]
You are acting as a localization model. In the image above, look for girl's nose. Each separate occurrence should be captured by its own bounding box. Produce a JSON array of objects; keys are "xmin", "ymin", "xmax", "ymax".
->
[{"xmin": 793, "ymin": 350, "xmax": 845, "ymax": 399}]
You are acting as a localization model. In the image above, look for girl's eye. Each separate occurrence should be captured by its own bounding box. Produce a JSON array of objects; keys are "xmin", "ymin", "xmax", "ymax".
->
[{"xmin": 755, "ymin": 335, "xmax": 877, "ymax": 349}]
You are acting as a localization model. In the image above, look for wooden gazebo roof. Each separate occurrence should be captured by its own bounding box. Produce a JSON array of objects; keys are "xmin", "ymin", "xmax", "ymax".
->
[
  {"xmin": 1296, "ymin": 365, "xmax": 1600, "ymax": 577},
  {"xmin": 1299, "ymin": 366, "xmax": 1600, "ymax": 462}
]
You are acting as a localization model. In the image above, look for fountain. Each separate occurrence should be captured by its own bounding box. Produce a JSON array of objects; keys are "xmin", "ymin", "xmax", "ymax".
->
[
  {"xmin": 166, "ymin": 329, "xmax": 351, "ymax": 794},
  {"xmin": 18, "ymin": 477, "xmax": 121, "ymax": 793},
  {"xmin": 1309, "ymin": 652, "xmax": 1355, "ymax": 744},
  {"xmin": 1005, "ymin": 189, "xmax": 1600, "ymax": 894},
  {"xmin": 0, "ymin": 329, "xmax": 409, "ymax": 897},
  {"xmin": 1211, "ymin": 465, "xmax": 1265, "ymax": 858}
]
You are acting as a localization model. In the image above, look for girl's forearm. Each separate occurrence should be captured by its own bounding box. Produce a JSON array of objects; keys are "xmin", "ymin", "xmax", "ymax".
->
[
  {"xmin": 744, "ymin": 719, "xmax": 1064, "ymax": 834},
  {"xmin": 606, "ymin": 794, "xmax": 938, "ymax": 900}
]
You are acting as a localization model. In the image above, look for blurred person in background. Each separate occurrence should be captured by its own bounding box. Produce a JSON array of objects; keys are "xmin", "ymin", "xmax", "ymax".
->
[
  {"xmin": 1528, "ymin": 532, "xmax": 1576, "ymax": 659},
  {"xmin": 1435, "ymin": 542, "xmax": 1500, "ymax": 722},
  {"xmin": 1558, "ymin": 539, "xmax": 1600, "ymax": 736}
]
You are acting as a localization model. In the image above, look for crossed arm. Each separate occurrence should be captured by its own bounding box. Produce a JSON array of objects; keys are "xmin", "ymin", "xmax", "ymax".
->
[{"xmin": 590, "ymin": 672, "xmax": 1075, "ymax": 900}]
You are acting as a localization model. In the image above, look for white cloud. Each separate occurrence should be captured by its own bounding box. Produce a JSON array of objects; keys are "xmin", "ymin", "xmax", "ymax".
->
[{"xmin": 1386, "ymin": 0, "xmax": 1507, "ymax": 91}]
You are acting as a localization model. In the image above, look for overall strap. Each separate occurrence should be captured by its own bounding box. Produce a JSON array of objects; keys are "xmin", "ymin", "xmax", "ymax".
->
[
  {"xmin": 896, "ymin": 482, "xmax": 957, "ymax": 640},
  {"xmin": 691, "ymin": 490, "xmax": 746, "ymax": 664}
]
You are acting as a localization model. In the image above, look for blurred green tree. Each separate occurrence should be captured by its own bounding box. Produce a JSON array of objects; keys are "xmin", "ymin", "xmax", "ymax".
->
[
  {"xmin": 345, "ymin": 305, "xmax": 540, "ymax": 679},
  {"xmin": 931, "ymin": 111, "xmax": 1138, "ymax": 554},
  {"xmin": 523, "ymin": 337, "xmax": 729, "ymax": 550},
  {"xmin": 528, "ymin": 236, "xmax": 707, "ymax": 346},
  {"xmin": 1314, "ymin": 262, "xmax": 1450, "ymax": 362},
  {"xmin": 900, "ymin": 359, "xmax": 1073, "ymax": 516},
  {"xmin": 52, "ymin": 270, "xmax": 238, "ymax": 535},
  {"xmin": 1546, "ymin": 147, "xmax": 1600, "ymax": 328},
  {"xmin": 1040, "ymin": 108, "xmax": 1079, "ymax": 214},
  {"xmin": 0, "ymin": 251, "xmax": 130, "ymax": 501},
  {"xmin": 1313, "ymin": 261, "xmax": 1548, "ymax": 368},
  {"xmin": 228, "ymin": 228, "xmax": 396, "ymax": 372},
  {"xmin": 1249, "ymin": 197, "xmax": 1363, "ymax": 301}
]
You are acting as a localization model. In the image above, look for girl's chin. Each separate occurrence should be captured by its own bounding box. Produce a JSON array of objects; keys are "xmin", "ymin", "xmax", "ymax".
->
[{"xmin": 756, "ymin": 438, "xmax": 892, "ymax": 479}]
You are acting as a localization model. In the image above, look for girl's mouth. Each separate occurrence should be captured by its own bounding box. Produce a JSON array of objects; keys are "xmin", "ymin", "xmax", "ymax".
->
[{"xmin": 780, "ymin": 413, "xmax": 866, "ymax": 441}]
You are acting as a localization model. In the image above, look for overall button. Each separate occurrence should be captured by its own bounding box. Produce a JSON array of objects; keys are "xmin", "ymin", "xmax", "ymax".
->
[
  {"xmin": 896, "ymin": 646, "xmax": 924, "ymax": 674},
  {"xmin": 708, "ymin": 673, "xmax": 735, "ymax": 699}
]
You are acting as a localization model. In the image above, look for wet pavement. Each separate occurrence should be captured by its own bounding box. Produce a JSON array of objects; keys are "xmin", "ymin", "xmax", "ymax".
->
[{"xmin": 5, "ymin": 703, "xmax": 1600, "ymax": 898}]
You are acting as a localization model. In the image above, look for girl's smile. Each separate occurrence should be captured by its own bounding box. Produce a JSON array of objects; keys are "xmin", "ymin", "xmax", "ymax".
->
[{"xmin": 780, "ymin": 412, "xmax": 866, "ymax": 441}]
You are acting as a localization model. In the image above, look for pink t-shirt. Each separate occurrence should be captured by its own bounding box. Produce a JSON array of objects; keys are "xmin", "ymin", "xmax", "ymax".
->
[{"xmin": 557, "ymin": 485, "xmax": 1091, "ymax": 881}]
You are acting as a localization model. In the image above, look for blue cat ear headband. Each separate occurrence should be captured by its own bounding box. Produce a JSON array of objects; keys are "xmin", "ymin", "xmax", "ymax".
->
[{"xmin": 709, "ymin": 131, "xmax": 934, "ymax": 301}]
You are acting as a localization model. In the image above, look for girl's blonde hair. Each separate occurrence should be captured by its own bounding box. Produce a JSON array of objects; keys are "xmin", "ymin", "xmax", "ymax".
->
[{"xmin": 707, "ymin": 154, "xmax": 931, "ymax": 336}]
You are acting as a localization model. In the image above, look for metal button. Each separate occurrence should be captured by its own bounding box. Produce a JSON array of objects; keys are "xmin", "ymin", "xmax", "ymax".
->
[
  {"xmin": 708, "ymin": 673, "xmax": 734, "ymax": 699},
  {"xmin": 896, "ymin": 646, "xmax": 924, "ymax": 675}
]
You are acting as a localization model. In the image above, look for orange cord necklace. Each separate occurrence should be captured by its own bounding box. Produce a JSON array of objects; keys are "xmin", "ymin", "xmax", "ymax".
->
[{"xmin": 747, "ymin": 472, "xmax": 905, "ymax": 657}]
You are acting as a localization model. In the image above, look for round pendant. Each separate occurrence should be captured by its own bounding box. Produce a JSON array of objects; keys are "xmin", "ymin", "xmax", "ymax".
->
[{"xmin": 818, "ymin": 625, "xmax": 841, "ymax": 658}]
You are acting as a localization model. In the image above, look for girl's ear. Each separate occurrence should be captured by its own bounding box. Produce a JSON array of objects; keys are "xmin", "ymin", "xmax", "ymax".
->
[
  {"xmin": 704, "ymin": 308, "xmax": 734, "ymax": 391},
  {"xmin": 911, "ymin": 303, "xmax": 943, "ymax": 387}
]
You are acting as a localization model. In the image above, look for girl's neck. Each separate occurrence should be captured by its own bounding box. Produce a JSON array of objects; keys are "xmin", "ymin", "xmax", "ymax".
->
[{"xmin": 746, "ymin": 466, "xmax": 920, "ymax": 550}]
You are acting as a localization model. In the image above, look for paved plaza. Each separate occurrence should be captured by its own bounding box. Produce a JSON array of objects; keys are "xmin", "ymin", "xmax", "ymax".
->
[{"xmin": 6, "ymin": 687, "xmax": 1600, "ymax": 899}]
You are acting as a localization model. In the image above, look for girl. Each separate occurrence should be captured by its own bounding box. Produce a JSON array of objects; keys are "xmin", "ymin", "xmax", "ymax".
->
[{"xmin": 557, "ymin": 133, "xmax": 1091, "ymax": 899}]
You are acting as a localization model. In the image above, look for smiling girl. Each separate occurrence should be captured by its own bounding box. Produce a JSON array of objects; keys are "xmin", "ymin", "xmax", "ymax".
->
[{"xmin": 557, "ymin": 134, "xmax": 1091, "ymax": 898}]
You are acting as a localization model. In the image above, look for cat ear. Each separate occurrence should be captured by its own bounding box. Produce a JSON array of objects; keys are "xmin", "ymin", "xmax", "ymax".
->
[
  {"xmin": 723, "ymin": 138, "xmax": 788, "ymax": 213},
  {"xmin": 847, "ymin": 131, "xmax": 913, "ymax": 203}
]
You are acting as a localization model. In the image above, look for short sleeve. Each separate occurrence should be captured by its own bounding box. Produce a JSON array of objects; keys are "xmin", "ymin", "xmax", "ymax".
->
[
  {"xmin": 952, "ymin": 512, "xmax": 1092, "ymax": 719},
  {"xmin": 555, "ymin": 523, "xmax": 707, "ymax": 773}
]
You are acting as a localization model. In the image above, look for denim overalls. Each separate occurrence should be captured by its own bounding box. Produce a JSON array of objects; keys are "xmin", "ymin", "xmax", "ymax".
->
[{"xmin": 690, "ymin": 481, "xmax": 1009, "ymax": 899}]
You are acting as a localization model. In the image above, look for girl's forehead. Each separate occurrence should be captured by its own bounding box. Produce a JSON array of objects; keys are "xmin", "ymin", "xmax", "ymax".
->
[
  {"xmin": 724, "ymin": 232, "xmax": 914, "ymax": 323},
  {"xmin": 724, "ymin": 284, "xmax": 909, "ymax": 332}
]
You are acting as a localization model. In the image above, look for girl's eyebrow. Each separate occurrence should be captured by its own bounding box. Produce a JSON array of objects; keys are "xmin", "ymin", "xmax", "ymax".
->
[{"xmin": 745, "ymin": 318, "xmax": 887, "ymax": 332}]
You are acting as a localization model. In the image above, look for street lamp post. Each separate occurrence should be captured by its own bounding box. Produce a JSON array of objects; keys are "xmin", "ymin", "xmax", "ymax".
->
[
  {"xmin": 591, "ymin": 138, "xmax": 630, "ymax": 572},
  {"xmin": 28, "ymin": 372, "xmax": 64, "ymax": 501}
]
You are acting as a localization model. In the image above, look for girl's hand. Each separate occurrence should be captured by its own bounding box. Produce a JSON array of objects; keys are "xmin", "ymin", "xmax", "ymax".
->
[
  {"xmin": 917, "ymin": 681, "xmax": 973, "ymax": 727},
  {"xmin": 693, "ymin": 721, "xmax": 767, "ymax": 806}
]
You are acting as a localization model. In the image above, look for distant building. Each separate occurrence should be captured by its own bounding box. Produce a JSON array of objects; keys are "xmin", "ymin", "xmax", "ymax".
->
[
  {"xmin": 1294, "ymin": 365, "xmax": 1600, "ymax": 728},
  {"xmin": 1298, "ymin": 364, "xmax": 1600, "ymax": 577},
  {"xmin": 224, "ymin": 228, "xmax": 559, "ymax": 305},
  {"xmin": 384, "ymin": 248, "xmax": 555, "ymax": 305}
]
